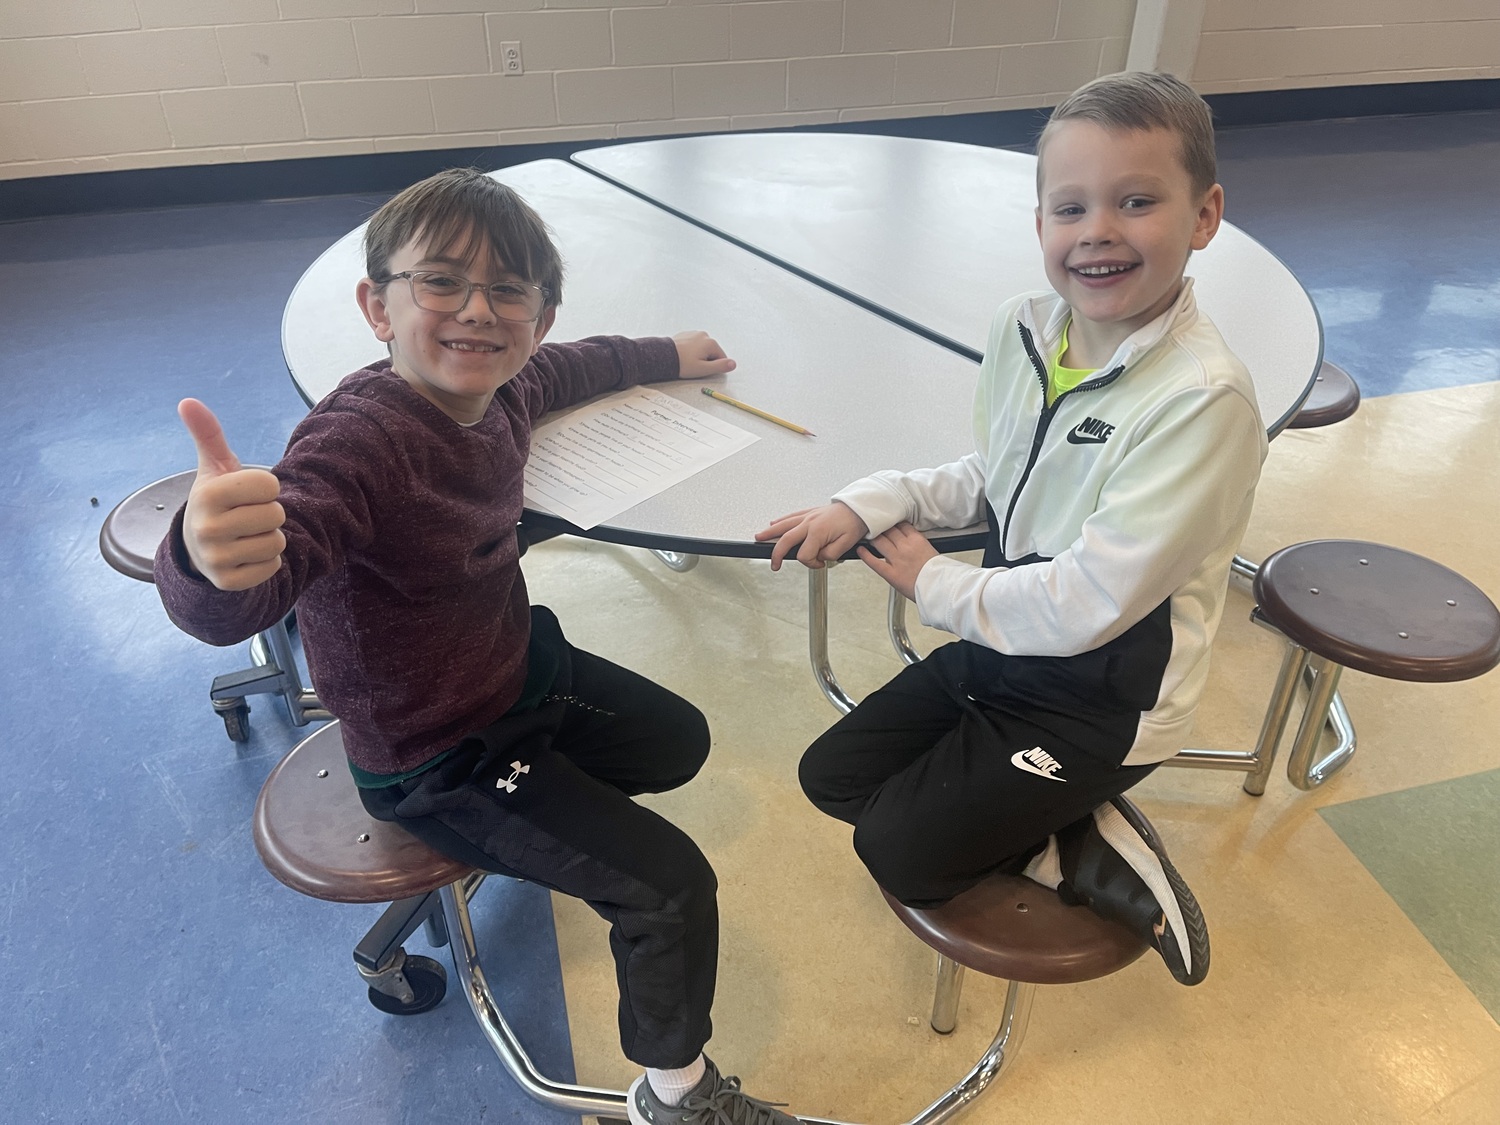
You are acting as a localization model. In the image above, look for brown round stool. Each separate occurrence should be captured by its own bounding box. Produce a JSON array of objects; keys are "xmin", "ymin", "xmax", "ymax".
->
[
  {"xmin": 880, "ymin": 816, "xmax": 1151, "ymax": 1120},
  {"xmin": 251, "ymin": 722, "xmax": 639, "ymax": 1122},
  {"xmin": 254, "ymin": 721, "xmax": 471, "ymax": 906},
  {"xmin": 1208, "ymin": 362, "xmax": 1365, "ymax": 792},
  {"xmin": 1245, "ymin": 540, "xmax": 1500, "ymax": 791},
  {"xmin": 99, "ymin": 471, "xmax": 196, "ymax": 580},
  {"xmin": 254, "ymin": 720, "xmax": 469, "ymax": 1015},
  {"xmin": 1286, "ymin": 360, "xmax": 1361, "ymax": 430},
  {"xmin": 98, "ymin": 469, "xmax": 327, "ymax": 741}
]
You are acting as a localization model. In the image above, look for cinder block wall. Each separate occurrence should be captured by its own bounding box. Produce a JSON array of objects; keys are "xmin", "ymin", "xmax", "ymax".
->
[
  {"xmin": 0, "ymin": 1, "xmax": 1135, "ymax": 181},
  {"xmin": 1193, "ymin": 0, "xmax": 1500, "ymax": 93},
  {"xmin": 2, "ymin": 2, "xmax": 1496, "ymax": 183}
]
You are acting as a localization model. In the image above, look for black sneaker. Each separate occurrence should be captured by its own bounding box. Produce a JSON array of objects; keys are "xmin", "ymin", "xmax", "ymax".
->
[
  {"xmin": 1056, "ymin": 796, "xmax": 1210, "ymax": 985},
  {"xmin": 627, "ymin": 1057, "xmax": 799, "ymax": 1125}
]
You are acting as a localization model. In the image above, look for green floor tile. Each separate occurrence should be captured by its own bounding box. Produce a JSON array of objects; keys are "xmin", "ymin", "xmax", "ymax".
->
[{"xmin": 1320, "ymin": 769, "xmax": 1500, "ymax": 1020}]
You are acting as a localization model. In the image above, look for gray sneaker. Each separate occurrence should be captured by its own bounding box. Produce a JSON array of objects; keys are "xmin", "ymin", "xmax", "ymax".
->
[{"xmin": 627, "ymin": 1057, "xmax": 799, "ymax": 1125}]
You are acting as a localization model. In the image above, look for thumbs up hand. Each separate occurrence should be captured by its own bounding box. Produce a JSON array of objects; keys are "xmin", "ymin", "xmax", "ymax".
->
[{"xmin": 178, "ymin": 398, "xmax": 286, "ymax": 591}]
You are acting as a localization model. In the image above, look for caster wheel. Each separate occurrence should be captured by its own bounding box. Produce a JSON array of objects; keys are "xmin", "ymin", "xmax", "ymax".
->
[
  {"xmin": 367, "ymin": 954, "xmax": 446, "ymax": 1015},
  {"xmin": 217, "ymin": 701, "xmax": 251, "ymax": 743}
]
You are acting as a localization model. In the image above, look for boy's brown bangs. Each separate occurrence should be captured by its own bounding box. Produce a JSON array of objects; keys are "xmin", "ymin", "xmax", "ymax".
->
[
  {"xmin": 364, "ymin": 168, "xmax": 565, "ymax": 306},
  {"xmin": 415, "ymin": 206, "xmax": 540, "ymax": 287}
]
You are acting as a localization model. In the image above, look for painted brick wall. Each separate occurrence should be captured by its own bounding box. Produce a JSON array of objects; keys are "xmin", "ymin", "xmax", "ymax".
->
[
  {"xmin": 1194, "ymin": 0, "xmax": 1500, "ymax": 93},
  {"xmin": 0, "ymin": 0, "xmax": 1136, "ymax": 181}
]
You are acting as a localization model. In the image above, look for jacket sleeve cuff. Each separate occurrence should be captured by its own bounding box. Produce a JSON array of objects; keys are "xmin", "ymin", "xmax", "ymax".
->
[
  {"xmin": 831, "ymin": 472, "xmax": 916, "ymax": 537},
  {"xmin": 152, "ymin": 506, "xmax": 269, "ymax": 646},
  {"xmin": 912, "ymin": 553, "xmax": 975, "ymax": 634}
]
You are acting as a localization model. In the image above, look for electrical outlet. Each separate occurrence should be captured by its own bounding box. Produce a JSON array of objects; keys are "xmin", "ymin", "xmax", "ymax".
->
[{"xmin": 499, "ymin": 41, "xmax": 523, "ymax": 76}]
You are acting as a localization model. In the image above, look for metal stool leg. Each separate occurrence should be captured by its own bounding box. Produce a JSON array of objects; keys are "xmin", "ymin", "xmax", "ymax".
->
[
  {"xmin": 1285, "ymin": 655, "xmax": 1353, "ymax": 790},
  {"xmin": 1240, "ymin": 556, "xmax": 1357, "ymax": 754},
  {"xmin": 930, "ymin": 954, "xmax": 965, "ymax": 1034},
  {"xmin": 261, "ymin": 615, "xmax": 330, "ymax": 725},
  {"xmin": 1166, "ymin": 566, "xmax": 1358, "ymax": 792},
  {"xmin": 908, "ymin": 980, "xmax": 1035, "ymax": 1125},
  {"xmin": 210, "ymin": 612, "xmax": 330, "ymax": 739},
  {"xmin": 1241, "ymin": 641, "xmax": 1310, "ymax": 795}
]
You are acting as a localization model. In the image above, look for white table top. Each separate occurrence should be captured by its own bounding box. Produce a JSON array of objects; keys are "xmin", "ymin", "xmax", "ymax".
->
[
  {"xmin": 574, "ymin": 132, "xmax": 1324, "ymax": 435},
  {"xmin": 282, "ymin": 159, "xmax": 985, "ymax": 557}
]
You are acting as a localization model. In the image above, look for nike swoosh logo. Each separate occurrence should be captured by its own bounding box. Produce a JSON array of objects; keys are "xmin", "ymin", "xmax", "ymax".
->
[
  {"xmin": 1066, "ymin": 429, "xmax": 1108, "ymax": 445},
  {"xmin": 1010, "ymin": 750, "xmax": 1067, "ymax": 781}
]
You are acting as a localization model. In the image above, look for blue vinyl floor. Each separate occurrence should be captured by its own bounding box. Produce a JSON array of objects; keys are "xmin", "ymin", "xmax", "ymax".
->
[{"xmin": 1, "ymin": 109, "xmax": 1497, "ymax": 1124}]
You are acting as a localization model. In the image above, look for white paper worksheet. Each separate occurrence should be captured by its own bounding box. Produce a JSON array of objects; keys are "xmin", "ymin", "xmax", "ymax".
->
[{"xmin": 523, "ymin": 386, "xmax": 758, "ymax": 530}]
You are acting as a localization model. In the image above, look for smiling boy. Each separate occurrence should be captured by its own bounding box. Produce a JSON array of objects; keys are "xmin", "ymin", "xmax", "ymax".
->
[
  {"xmin": 759, "ymin": 73, "xmax": 1267, "ymax": 985},
  {"xmin": 156, "ymin": 168, "xmax": 805, "ymax": 1124}
]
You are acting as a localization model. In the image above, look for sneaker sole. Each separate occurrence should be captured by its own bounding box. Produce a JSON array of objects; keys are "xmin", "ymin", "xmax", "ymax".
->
[
  {"xmin": 625, "ymin": 1075, "xmax": 650, "ymax": 1125},
  {"xmin": 1102, "ymin": 797, "xmax": 1210, "ymax": 985}
]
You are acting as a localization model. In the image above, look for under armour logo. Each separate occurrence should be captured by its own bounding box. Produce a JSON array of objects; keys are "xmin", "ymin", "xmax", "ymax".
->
[
  {"xmin": 1010, "ymin": 746, "xmax": 1067, "ymax": 781},
  {"xmin": 496, "ymin": 761, "xmax": 530, "ymax": 793}
]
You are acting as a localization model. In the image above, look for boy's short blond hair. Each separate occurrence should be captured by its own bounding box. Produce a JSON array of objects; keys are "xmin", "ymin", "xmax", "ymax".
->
[
  {"xmin": 364, "ymin": 167, "xmax": 565, "ymax": 308},
  {"xmin": 1038, "ymin": 71, "xmax": 1217, "ymax": 195}
]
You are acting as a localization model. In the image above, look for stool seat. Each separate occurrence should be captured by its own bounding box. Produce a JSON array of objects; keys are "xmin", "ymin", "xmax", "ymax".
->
[
  {"xmin": 1255, "ymin": 540, "xmax": 1500, "ymax": 682},
  {"xmin": 882, "ymin": 874, "xmax": 1148, "ymax": 985},
  {"xmin": 99, "ymin": 470, "xmax": 195, "ymax": 581},
  {"xmin": 1288, "ymin": 361, "xmax": 1361, "ymax": 430},
  {"xmin": 253, "ymin": 722, "xmax": 472, "ymax": 904}
]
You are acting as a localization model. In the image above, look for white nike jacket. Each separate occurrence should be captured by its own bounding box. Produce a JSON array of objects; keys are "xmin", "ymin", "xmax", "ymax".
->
[{"xmin": 833, "ymin": 281, "xmax": 1268, "ymax": 765}]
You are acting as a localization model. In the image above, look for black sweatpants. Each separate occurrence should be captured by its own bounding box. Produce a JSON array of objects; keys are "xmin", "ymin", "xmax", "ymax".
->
[
  {"xmin": 800, "ymin": 640, "xmax": 1157, "ymax": 909},
  {"xmin": 361, "ymin": 612, "xmax": 715, "ymax": 1069}
]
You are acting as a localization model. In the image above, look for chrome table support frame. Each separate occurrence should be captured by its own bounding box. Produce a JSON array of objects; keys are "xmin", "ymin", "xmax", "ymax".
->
[
  {"xmin": 809, "ymin": 566, "xmax": 859, "ymax": 714},
  {"xmin": 889, "ymin": 587, "xmax": 922, "ymax": 667},
  {"xmin": 808, "ymin": 571, "xmax": 926, "ymax": 716},
  {"xmin": 651, "ymin": 549, "xmax": 700, "ymax": 572},
  {"xmin": 439, "ymin": 874, "xmax": 632, "ymax": 1119},
  {"xmin": 437, "ymin": 869, "xmax": 1035, "ymax": 1125},
  {"xmin": 911, "ymin": 956, "xmax": 1035, "ymax": 1125}
]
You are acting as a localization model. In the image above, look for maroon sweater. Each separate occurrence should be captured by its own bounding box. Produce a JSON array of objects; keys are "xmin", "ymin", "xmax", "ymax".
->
[{"xmin": 155, "ymin": 336, "xmax": 679, "ymax": 774}]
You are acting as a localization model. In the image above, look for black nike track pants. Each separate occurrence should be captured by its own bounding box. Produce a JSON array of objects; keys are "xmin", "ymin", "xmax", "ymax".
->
[
  {"xmin": 800, "ymin": 640, "xmax": 1157, "ymax": 909},
  {"xmin": 360, "ymin": 626, "xmax": 715, "ymax": 1070}
]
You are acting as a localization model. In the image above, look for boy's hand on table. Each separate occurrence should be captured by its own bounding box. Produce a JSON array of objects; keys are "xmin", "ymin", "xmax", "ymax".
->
[
  {"xmin": 673, "ymin": 331, "xmax": 736, "ymax": 378},
  {"xmin": 756, "ymin": 502, "xmax": 869, "ymax": 572},
  {"xmin": 178, "ymin": 398, "xmax": 286, "ymax": 591},
  {"xmin": 857, "ymin": 522, "xmax": 938, "ymax": 602}
]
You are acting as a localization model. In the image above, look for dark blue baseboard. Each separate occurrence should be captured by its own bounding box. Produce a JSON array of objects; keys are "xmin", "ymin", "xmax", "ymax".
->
[{"xmin": 2, "ymin": 77, "xmax": 1496, "ymax": 222}]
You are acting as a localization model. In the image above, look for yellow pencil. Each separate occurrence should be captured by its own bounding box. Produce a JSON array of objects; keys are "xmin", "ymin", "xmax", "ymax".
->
[{"xmin": 700, "ymin": 387, "xmax": 815, "ymax": 436}]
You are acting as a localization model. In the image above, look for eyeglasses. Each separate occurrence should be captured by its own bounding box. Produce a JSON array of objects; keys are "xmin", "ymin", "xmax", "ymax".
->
[{"xmin": 380, "ymin": 270, "xmax": 549, "ymax": 322}]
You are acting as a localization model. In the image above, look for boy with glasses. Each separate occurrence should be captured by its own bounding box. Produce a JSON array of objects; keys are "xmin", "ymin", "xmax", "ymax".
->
[
  {"xmin": 156, "ymin": 168, "xmax": 802, "ymax": 1125},
  {"xmin": 760, "ymin": 73, "xmax": 1268, "ymax": 987}
]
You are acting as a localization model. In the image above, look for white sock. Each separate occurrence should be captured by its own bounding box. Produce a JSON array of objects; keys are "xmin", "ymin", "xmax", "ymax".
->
[
  {"xmin": 1021, "ymin": 834, "xmax": 1063, "ymax": 890},
  {"xmin": 646, "ymin": 1056, "xmax": 707, "ymax": 1106}
]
